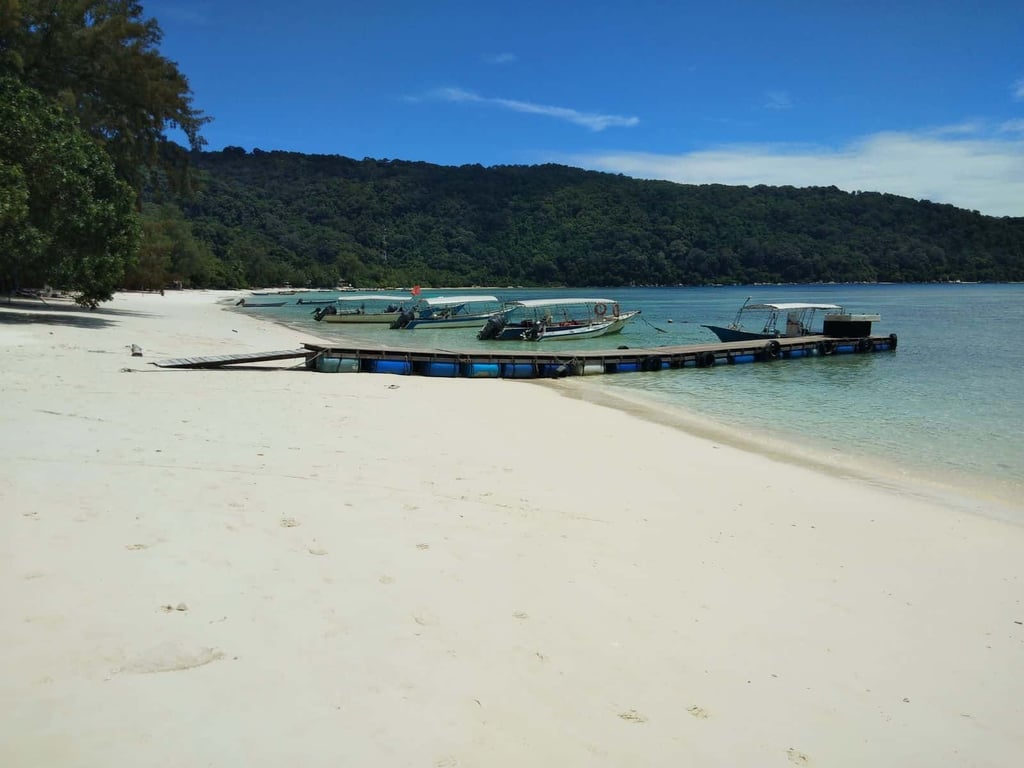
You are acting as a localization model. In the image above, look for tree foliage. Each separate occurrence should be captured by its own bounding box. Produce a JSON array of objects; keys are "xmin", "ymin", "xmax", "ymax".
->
[
  {"xmin": 1, "ymin": 1, "xmax": 208, "ymax": 304},
  {"xmin": 0, "ymin": 75, "xmax": 139, "ymax": 305},
  {"xmin": 0, "ymin": 0, "xmax": 209, "ymax": 195},
  {"xmin": 166, "ymin": 150, "xmax": 1024, "ymax": 289}
]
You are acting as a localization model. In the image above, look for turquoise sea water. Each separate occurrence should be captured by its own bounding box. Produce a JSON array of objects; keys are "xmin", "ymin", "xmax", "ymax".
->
[{"xmin": 255, "ymin": 283, "xmax": 1024, "ymax": 512}]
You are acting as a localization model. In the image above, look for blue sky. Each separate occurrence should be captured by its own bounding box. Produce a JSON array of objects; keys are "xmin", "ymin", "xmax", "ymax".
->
[{"xmin": 148, "ymin": 0, "xmax": 1024, "ymax": 217}]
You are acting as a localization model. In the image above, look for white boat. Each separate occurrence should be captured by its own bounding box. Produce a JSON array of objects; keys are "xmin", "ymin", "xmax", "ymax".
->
[
  {"xmin": 312, "ymin": 294, "xmax": 412, "ymax": 323},
  {"xmin": 477, "ymin": 298, "xmax": 640, "ymax": 341},
  {"xmin": 702, "ymin": 298, "xmax": 846, "ymax": 342},
  {"xmin": 390, "ymin": 295, "xmax": 505, "ymax": 329}
]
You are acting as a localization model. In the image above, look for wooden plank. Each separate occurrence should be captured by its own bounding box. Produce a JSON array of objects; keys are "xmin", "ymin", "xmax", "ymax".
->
[{"xmin": 153, "ymin": 349, "xmax": 309, "ymax": 369}]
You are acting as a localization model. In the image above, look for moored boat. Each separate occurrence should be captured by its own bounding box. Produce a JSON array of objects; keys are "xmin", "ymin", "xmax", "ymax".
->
[
  {"xmin": 312, "ymin": 294, "xmax": 412, "ymax": 323},
  {"xmin": 702, "ymin": 298, "xmax": 847, "ymax": 341},
  {"xmin": 236, "ymin": 298, "xmax": 288, "ymax": 308},
  {"xmin": 477, "ymin": 298, "xmax": 640, "ymax": 341},
  {"xmin": 391, "ymin": 295, "xmax": 505, "ymax": 329}
]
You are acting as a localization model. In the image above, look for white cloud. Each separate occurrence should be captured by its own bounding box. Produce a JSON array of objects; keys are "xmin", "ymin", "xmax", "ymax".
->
[
  {"xmin": 1013, "ymin": 78, "xmax": 1024, "ymax": 100},
  {"xmin": 431, "ymin": 87, "xmax": 639, "ymax": 131},
  {"xmin": 563, "ymin": 126, "xmax": 1024, "ymax": 217},
  {"xmin": 484, "ymin": 53, "xmax": 518, "ymax": 65}
]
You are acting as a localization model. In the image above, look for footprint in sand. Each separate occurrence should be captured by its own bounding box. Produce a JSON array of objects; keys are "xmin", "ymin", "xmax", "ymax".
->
[
  {"xmin": 280, "ymin": 517, "xmax": 301, "ymax": 528},
  {"xmin": 118, "ymin": 646, "xmax": 224, "ymax": 675},
  {"xmin": 125, "ymin": 543, "xmax": 150, "ymax": 551},
  {"xmin": 687, "ymin": 705, "xmax": 709, "ymax": 719},
  {"xmin": 618, "ymin": 709, "xmax": 647, "ymax": 723},
  {"xmin": 787, "ymin": 747, "xmax": 810, "ymax": 764},
  {"xmin": 308, "ymin": 547, "xmax": 328, "ymax": 556}
]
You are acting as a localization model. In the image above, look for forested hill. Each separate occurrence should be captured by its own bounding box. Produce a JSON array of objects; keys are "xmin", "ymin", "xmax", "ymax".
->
[{"xmin": 144, "ymin": 147, "xmax": 1024, "ymax": 290}]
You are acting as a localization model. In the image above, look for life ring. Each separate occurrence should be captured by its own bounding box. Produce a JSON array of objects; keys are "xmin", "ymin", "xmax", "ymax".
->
[
  {"xmin": 767, "ymin": 340, "xmax": 781, "ymax": 359},
  {"xmin": 858, "ymin": 337, "xmax": 873, "ymax": 353},
  {"xmin": 593, "ymin": 302, "xmax": 607, "ymax": 317}
]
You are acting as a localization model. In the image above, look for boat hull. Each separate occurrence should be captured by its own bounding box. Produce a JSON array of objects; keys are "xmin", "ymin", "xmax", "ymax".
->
[
  {"xmin": 702, "ymin": 325, "xmax": 777, "ymax": 342},
  {"xmin": 321, "ymin": 312, "xmax": 402, "ymax": 324},
  {"xmin": 492, "ymin": 312, "xmax": 638, "ymax": 341},
  {"xmin": 403, "ymin": 312, "xmax": 502, "ymax": 330}
]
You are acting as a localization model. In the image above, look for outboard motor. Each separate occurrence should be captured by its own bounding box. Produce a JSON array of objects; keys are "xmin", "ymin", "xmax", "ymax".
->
[
  {"xmin": 313, "ymin": 305, "xmax": 337, "ymax": 322},
  {"xmin": 390, "ymin": 308, "xmax": 416, "ymax": 329},
  {"xmin": 477, "ymin": 315, "xmax": 508, "ymax": 340},
  {"xmin": 523, "ymin": 323, "xmax": 543, "ymax": 341}
]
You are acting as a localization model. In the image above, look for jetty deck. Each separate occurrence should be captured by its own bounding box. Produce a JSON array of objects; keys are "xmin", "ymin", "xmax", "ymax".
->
[
  {"xmin": 152, "ymin": 332, "xmax": 896, "ymax": 376},
  {"xmin": 153, "ymin": 333, "xmax": 896, "ymax": 375},
  {"xmin": 298, "ymin": 332, "xmax": 898, "ymax": 377}
]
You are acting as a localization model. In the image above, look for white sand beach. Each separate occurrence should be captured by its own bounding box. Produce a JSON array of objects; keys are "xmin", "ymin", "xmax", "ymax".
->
[{"xmin": 2, "ymin": 290, "xmax": 1022, "ymax": 767}]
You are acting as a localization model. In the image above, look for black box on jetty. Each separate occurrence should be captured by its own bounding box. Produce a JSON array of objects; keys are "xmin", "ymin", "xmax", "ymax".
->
[{"xmin": 822, "ymin": 312, "xmax": 881, "ymax": 337}]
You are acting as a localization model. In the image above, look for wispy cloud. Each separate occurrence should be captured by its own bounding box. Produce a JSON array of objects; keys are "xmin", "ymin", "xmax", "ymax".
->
[
  {"xmin": 561, "ymin": 125, "xmax": 1024, "ymax": 217},
  {"xmin": 1014, "ymin": 78, "xmax": 1024, "ymax": 100},
  {"xmin": 763, "ymin": 90, "xmax": 792, "ymax": 110},
  {"xmin": 484, "ymin": 53, "xmax": 518, "ymax": 65},
  {"xmin": 430, "ymin": 87, "xmax": 639, "ymax": 131}
]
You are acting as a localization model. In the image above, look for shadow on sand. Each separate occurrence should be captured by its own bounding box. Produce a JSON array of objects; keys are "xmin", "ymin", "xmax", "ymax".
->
[{"xmin": 0, "ymin": 299, "xmax": 125, "ymax": 330}]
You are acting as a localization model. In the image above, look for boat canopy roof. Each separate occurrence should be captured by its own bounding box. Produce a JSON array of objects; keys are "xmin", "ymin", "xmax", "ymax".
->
[
  {"xmin": 419, "ymin": 295, "xmax": 499, "ymax": 306},
  {"xmin": 511, "ymin": 298, "xmax": 617, "ymax": 308},
  {"xmin": 335, "ymin": 294, "xmax": 410, "ymax": 302},
  {"xmin": 744, "ymin": 302, "xmax": 844, "ymax": 312}
]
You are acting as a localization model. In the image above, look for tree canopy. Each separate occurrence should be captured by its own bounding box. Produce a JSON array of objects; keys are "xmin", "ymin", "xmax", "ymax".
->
[
  {"xmin": 160, "ymin": 150, "xmax": 1024, "ymax": 290},
  {"xmin": 0, "ymin": 0, "xmax": 209, "ymax": 195},
  {"xmin": 1, "ymin": 1, "xmax": 208, "ymax": 304},
  {"xmin": 0, "ymin": 75, "xmax": 139, "ymax": 306}
]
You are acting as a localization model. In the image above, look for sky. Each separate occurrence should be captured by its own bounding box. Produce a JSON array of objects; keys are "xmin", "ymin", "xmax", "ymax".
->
[{"xmin": 146, "ymin": 0, "xmax": 1024, "ymax": 217}]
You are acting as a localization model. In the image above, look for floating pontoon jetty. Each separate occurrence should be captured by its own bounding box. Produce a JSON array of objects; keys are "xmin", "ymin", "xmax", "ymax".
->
[{"xmin": 154, "ymin": 332, "xmax": 897, "ymax": 376}]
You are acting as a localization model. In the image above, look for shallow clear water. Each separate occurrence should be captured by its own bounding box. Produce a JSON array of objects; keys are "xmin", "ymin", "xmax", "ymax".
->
[{"xmin": 251, "ymin": 283, "xmax": 1024, "ymax": 507}]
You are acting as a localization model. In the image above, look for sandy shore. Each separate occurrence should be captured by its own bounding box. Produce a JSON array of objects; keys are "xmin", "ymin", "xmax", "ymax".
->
[{"xmin": 2, "ymin": 291, "xmax": 1022, "ymax": 767}]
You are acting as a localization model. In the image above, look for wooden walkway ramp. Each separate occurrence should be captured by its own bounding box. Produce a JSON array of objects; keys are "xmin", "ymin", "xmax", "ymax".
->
[{"xmin": 152, "ymin": 348, "xmax": 309, "ymax": 369}]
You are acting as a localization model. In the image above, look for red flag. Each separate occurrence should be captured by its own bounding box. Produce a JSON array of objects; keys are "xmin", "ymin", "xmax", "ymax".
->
[{"xmin": 411, "ymin": 285, "xmax": 421, "ymax": 296}]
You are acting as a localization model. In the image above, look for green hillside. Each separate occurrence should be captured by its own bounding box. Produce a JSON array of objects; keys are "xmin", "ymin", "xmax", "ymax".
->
[{"xmin": 134, "ymin": 148, "xmax": 1024, "ymax": 290}]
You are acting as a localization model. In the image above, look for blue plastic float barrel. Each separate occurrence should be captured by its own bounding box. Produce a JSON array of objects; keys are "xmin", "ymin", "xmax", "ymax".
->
[
  {"xmin": 462, "ymin": 362, "xmax": 500, "ymax": 378},
  {"xmin": 608, "ymin": 361, "xmax": 640, "ymax": 373},
  {"xmin": 538, "ymin": 363, "xmax": 571, "ymax": 377},
  {"xmin": 368, "ymin": 359, "xmax": 411, "ymax": 375},
  {"xmin": 315, "ymin": 356, "xmax": 359, "ymax": 373},
  {"xmin": 501, "ymin": 363, "xmax": 536, "ymax": 378},
  {"xmin": 419, "ymin": 361, "xmax": 458, "ymax": 377}
]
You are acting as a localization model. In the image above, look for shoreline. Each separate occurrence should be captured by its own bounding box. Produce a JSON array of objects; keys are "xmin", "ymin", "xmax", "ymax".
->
[
  {"xmin": 3, "ymin": 290, "xmax": 1023, "ymax": 766},
  {"xmin": 241, "ymin": 297, "xmax": 1023, "ymax": 522}
]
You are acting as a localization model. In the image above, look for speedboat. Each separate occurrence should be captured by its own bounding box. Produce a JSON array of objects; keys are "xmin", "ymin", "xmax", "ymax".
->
[
  {"xmin": 312, "ymin": 294, "xmax": 412, "ymax": 323},
  {"xmin": 236, "ymin": 298, "xmax": 287, "ymax": 308},
  {"xmin": 477, "ymin": 298, "xmax": 640, "ymax": 341},
  {"xmin": 702, "ymin": 298, "xmax": 846, "ymax": 342},
  {"xmin": 390, "ymin": 295, "xmax": 505, "ymax": 329}
]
